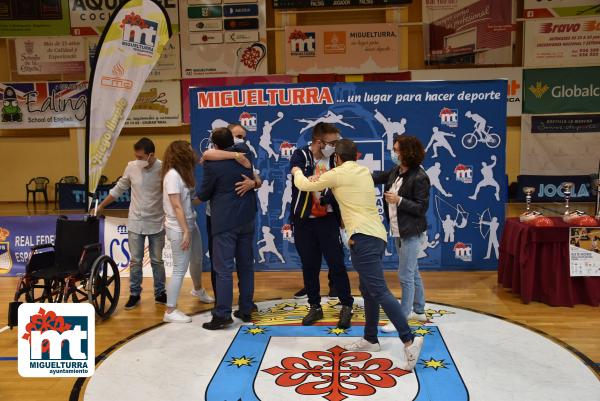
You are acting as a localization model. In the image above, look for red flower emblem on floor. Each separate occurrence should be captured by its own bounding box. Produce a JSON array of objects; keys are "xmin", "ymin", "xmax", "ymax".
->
[{"xmin": 263, "ymin": 345, "xmax": 409, "ymax": 401}]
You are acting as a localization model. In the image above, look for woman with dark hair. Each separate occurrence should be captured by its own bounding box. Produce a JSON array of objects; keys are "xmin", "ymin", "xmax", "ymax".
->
[
  {"xmin": 373, "ymin": 135, "xmax": 431, "ymax": 332},
  {"xmin": 162, "ymin": 141, "xmax": 213, "ymax": 323}
]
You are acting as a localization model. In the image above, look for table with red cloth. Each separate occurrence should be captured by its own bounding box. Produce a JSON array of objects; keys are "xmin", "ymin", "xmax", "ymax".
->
[{"xmin": 498, "ymin": 217, "xmax": 600, "ymax": 307}]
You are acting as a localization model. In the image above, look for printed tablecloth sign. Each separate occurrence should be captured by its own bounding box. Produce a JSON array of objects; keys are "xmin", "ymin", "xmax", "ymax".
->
[
  {"xmin": 422, "ymin": 0, "xmax": 515, "ymax": 65},
  {"xmin": 412, "ymin": 67, "xmax": 522, "ymax": 116},
  {"xmin": 70, "ymin": 0, "xmax": 179, "ymax": 35},
  {"xmin": 0, "ymin": 0, "xmax": 70, "ymax": 36},
  {"xmin": 179, "ymin": 0, "xmax": 268, "ymax": 77},
  {"xmin": 523, "ymin": 16, "xmax": 600, "ymax": 67},
  {"xmin": 569, "ymin": 227, "xmax": 600, "ymax": 277},
  {"xmin": 284, "ymin": 24, "xmax": 400, "ymax": 75},
  {"xmin": 15, "ymin": 37, "xmax": 86, "ymax": 75},
  {"xmin": 524, "ymin": 0, "xmax": 600, "ymax": 19}
]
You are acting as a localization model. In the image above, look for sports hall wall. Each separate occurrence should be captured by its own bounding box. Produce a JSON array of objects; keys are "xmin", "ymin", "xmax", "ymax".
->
[{"xmin": 0, "ymin": 1, "xmax": 524, "ymax": 203}]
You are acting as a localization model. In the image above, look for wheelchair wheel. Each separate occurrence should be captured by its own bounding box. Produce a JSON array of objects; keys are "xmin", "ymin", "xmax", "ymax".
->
[
  {"xmin": 64, "ymin": 278, "xmax": 90, "ymax": 303},
  {"xmin": 15, "ymin": 277, "xmax": 52, "ymax": 303},
  {"xmin": 88, "ymin": 256, "xmax": 120, "ymax": 319}
]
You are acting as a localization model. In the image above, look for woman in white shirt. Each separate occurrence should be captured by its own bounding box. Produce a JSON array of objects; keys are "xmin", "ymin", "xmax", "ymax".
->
[{"xmin": 162, "ymin": 140, "xmax": 214, "ymax": 323}]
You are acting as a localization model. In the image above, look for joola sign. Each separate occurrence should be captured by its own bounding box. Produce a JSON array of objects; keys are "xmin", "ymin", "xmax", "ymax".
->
[{"xmin": 523, "ymin": 67, "xmax": 600, "ymax": 114}]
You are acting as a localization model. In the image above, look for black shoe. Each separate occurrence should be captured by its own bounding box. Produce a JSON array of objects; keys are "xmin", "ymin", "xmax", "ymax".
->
[
  {"xmin": 302, "ymin": 305, "xmax": 323, "ymax": 326},
  {"xmin": 124, "ymin": 295, "xmax": 141, "ymax": 310},
  {"xmin": 202, "ymin": 316, "xmax": 234, "ymax": 330},
  {"xmin": 155, "ymin": 292, "xmax": 167, "ymax": 305},
  {"xmin": 294, "ymin": 288, "xmax": 308, "ymax": 299},
  {"xmin": 234, "ymin": 310, "xmax": 252, "ymax": 323},
  {"xmin": 337, "ymin": 305, "xmax": 353, "ymax": 329}
]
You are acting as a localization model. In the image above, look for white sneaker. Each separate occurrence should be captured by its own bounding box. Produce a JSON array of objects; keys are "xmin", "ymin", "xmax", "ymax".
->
[
  {"xmin": 381, "ymin": 322, "xmax": 397, "ymax": 333},
  {"xmin": 343, "ymin": 338, "xmax": 381, "ymax": 352},
  {"xmin": 163, "ymin": 309, "xmax": 192, "ymax": 323},
  {"xmin": 408, "ymin": 312, "xmax": 428, "ymax": 322},
  {"xmin": 191, "ymin": 288, "xmax": 214, "ymax": 304},
  {"xmin": 404, "ymin": 336, "xmax": 424, "ymax": 371}
]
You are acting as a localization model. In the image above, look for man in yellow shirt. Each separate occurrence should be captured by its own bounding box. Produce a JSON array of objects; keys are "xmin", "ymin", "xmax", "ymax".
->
[{"xmin": 292, "ymin": 138, "xmax": 424, "ymax": 371}]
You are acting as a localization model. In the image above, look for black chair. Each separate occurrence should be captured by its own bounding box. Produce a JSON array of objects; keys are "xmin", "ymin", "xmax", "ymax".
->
[
  {"xmin": 26, "ymin": 177, "xmax": 49, "ymax": 205},
  {"xmin": 8, "ymin": 216, "xmax": 120, "ymax": 328},
  {"xmin": 99, "ymin": 175, "xmax": 109, "ymax": 186},
  {"xmin": 55, "ymin": 175, "xmax": 79, "ymax": 209}
]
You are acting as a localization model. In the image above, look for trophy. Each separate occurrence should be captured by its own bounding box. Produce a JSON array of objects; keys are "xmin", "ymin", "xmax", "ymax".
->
[
  {"xmin": 520, "ymin": 186, "xmax": 541, "ymax": 222},
  {"xmin": 593, "ymin": 178, "xmax": 600, "ymax": 220},
  {"xmin": 561, "ymin": 182, "xmax": 575, "ymax": 215}
]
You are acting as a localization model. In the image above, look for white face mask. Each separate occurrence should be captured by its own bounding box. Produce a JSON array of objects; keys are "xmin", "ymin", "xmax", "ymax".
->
[
  {"xmin": 134, "ymin": 155, "xmax": 150, "ymax": 168},
  {"xmin": 234, "ymin": 137, "xmax": 245, "ymax": 145},
  {"xmin": 322, "ymin": 144, "xmax": 335, "ymax": 158}
]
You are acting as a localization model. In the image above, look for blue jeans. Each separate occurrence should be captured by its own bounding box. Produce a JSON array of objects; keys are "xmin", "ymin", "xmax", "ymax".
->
[
  {"xmin": 350, "ymin": 234, "xmax": 414, "ymax": 344},
  {"xmin": 166, "ymin": 225, "xmax": 203, "ymax": 308},
  {"xmin": 212, "ymin": 220, "xmax": 255, "ymax": 319},
  {"xmin": 128, "ymin": 230, "xmax": 166, "ymax": 297},
  {"xmin": 395, "ymin": 235, "xmax": 426, "ymax": 317}
]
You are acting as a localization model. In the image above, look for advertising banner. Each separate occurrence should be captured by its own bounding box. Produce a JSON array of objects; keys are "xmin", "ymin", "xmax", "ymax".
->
[
  {"xmin": 523, "ymin": 67, "xmax": 600, "ymax": 114},
  {"xmin": 0, "ymin": 0, "xmax": 70, "ymax": 36},
  {"xmin": 0, "ymin": 81, "xmax": 87, "ymax": 128},
  {"xmin": 273, "ymin": 0, "xmax": 412, "ymax": 7},
  {"xmin": 570, "ymin": 227, "xmax": 600, "ymax": 277},
  {"xmin": 125, "ymin": 80, "xmax": 181, "ymax": 127},
  {"xmin": 15, "ymin": 37, "xmax": 86, "ymax": 75},
  {"xmin": 523, "ymin": 16, "xmax": 600, "ymax": 67},
  {"xmin": 70, "ymin": 0, "xmax": 179, "ymax": 35},
  {"xmin": 58, "ymin": 184, "xmax": 131, "ymax": 210},
  {"xmin": 516, "ymin": 175, "xmax": 594, "ymax": 202},
  {"xmin": 423, "ymin": 0, "xmax": 515, "ymax": 65},
  {"xmin": 190, "ymin": 81, "xmax": 507, "ymax": 270},
  {"xmin": 86, "ymin": 0, "xmax": 172, "ymax": 196},
  {"xmin": 181, "ymin": 75, "xmax": 294, "ymax": 123},
  {"xmin": 412, "ymin": 67, "xmax": 522, "ymax": 116},
  {"xmin": 520, "ymin": 115, "xmax": 600, "ymax": 175},
  {"xmin": 524, "ymin": 0, "xmax": 600, "ymax": 19},
  {"xmin": 179, "ymin": 0, "xmax": 268, "ymax": 77},
  {"xmin": 284, "ymin": 24, "xmax": 400, "ymax": 75}
]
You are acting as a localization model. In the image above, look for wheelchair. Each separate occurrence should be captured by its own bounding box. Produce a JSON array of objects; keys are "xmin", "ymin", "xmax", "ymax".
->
[{"xmin": 8, "ymin": 215, "xmax": 120, "ymax": 328}]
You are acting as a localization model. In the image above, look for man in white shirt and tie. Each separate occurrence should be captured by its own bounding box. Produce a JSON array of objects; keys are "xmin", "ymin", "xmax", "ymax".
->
[{"xmin": 95, "ymin": 138, "xmax": 171, "ymax": 309}]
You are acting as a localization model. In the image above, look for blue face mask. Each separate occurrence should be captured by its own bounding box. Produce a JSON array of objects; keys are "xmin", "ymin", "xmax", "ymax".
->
[{"xmin": 391, "ymin": 152, "xmax": 401, "ymax": 165}]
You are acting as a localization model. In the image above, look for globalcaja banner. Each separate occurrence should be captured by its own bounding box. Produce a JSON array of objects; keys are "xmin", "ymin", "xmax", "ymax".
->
[
  {"xmin": 422, "ymin": 0, "xmax": 515, "ymax": 65},
  {"xmin": 523, "ymin": 67, "xmax": 600, "ymax": 114},
  {"xmin": 0, "ymin": 82, "xmax": 87, "ymax": 128},
  {"xmin": 190, "ymin": 81, "xmax": 507, "ymax": 270},
  {"xmin": 0, "ymin": 0, "xmax": 70, "ymax": 36},
  {"xmin": 179, "ymin": 0, "xmax": 268, "ymax": 78},
  {"xmin": 15, "ymin": 37, "xmax": 86, "ymax": 75},
  {"xmin": 520, "ymin": 115, "xmax": 600, "ymax": 176},
  {"xmin": 0, "ymin": 215, "xmax": 79, "ymax": 277},
  {"xmin": 87, "ymin": 0, "xmax": 172, "ymax": 196},
  {"xmin": 70, "ymin": 0, "xmax": 179, "ymax": 35},
  {"xmin": 517, "ymin": 175, "xmax": 594, "ymax": 203},
  {"xmin": 524, "ymin": 0, "xmax": 600, "ymax": 18},
  {"xmin": 181, "ymin": 75, "xmax": 294, "ymax": 124},
  {"xmin": 284, "ymin": 24, "xmax": 400, "ymax": 75},
  {"xmin": 411, "ymin": 67, "xmax": 522, "ymax": 116},
  {"xmin": 523, "ymin": 16, "xmax": 600, "ymax": 68}
]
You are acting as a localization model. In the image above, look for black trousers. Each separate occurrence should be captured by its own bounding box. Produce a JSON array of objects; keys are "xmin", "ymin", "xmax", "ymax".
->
[
  {"xmin": 207, "ymin": 215, "xmax": 217, "ymax": 298},
  {"xmin": 294, "ymin": 213, "xmax": 353, "ymax": 307}
]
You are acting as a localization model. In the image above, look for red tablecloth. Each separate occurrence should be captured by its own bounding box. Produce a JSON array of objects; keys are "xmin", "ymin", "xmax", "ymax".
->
[{"xmin": 498, "ymin": 217, "xmax": 600, "ymax": 307}]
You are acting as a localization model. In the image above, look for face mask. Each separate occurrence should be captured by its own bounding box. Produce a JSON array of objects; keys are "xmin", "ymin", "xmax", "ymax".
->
[
  {"xmin": 322, "ymin": 144, "xmax": 335, "ymax": 158},
  {"xmin": 234, "ymin": 137, "xmax": 244, "ymax": 145},
  {"xmin": 134, "ymin": 155, "xmax": 150, "ymax": 168},
  {"xmin": 391, "ymin": 152, "xmax": 401, "ymax": 165}
]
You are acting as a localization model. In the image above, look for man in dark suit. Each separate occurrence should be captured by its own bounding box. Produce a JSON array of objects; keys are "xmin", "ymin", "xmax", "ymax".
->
[{"xmin": 198, "ymin": 127, "xmax": 257, "ymax": 330}]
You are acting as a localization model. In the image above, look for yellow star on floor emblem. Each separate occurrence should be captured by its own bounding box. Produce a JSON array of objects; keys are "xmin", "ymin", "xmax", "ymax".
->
[
  {"xmin": 327, "ymin": 327, "xmax": 348, "ymax": 336},
  {"xmin": 420, "ymin": 358, "xmax": 447, "ymax": 370},
  {"xmin": 413, "ymin": 327, "xmax": 432, "ymax": 336},
  {"xmin": 228, "ymin": 356, "xmax": 255, "ymax": 368},
  {"xmin": 245, "ymin": 327, "xmax": 267, "ymax": 335}
]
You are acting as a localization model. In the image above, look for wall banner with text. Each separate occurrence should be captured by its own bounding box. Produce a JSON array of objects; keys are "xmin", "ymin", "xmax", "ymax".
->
[
  {"xmin": 15, "ymin": 37, "xmax": 86, "ymax": 75},
  {"xmin": 190, "ymin": 81, "xmax": 507, "ymax": 270},
  {"xmin": 0, "ymin": 0, "xmax": 70, "ymax": 36}
]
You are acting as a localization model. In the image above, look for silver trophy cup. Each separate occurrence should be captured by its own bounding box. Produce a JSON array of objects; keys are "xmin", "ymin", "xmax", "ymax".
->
[
  {"xmin": 561, "ymin": 182, "xmax": 575, "ymax": 216},
  {"xmin": 523, "ymin": 186, "xmax": 535, "ymax": 212},
  {"xmin": 593, "ymin": 178, "xmax": 600, "ymax": 220}
]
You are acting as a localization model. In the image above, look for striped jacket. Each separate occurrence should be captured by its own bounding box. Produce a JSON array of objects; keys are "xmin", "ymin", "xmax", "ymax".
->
[{"xmin": 289, "ymin": 146, "xmax": 341, "ymax": 226}]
